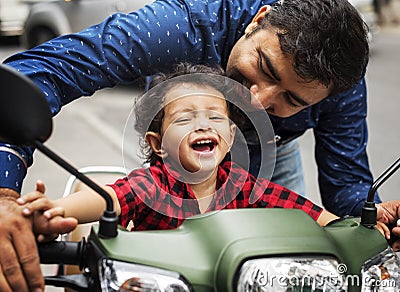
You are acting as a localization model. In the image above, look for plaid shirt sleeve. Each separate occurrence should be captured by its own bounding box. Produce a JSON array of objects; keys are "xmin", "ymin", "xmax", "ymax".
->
[
  {"xmin": 222, "ymin": 162, "xmax": 323, "ymax": 221},
  {"xmin": 108, "ymin": 167, "xmax": 158, "ymax": 229},
  {"xmin": 252, "ymin": 178, "xmax": 323, "ymax": 221},
  {"xmin": 108, "ymin": 165, "xmax": 189, "ymax": 230},
  {"xmin": 262, "ymin": 184, "xmax": 322, "ymax": 221},
  {"xmin": 109, "ymin": 176, "xmax": 139, "ymax": 229}
]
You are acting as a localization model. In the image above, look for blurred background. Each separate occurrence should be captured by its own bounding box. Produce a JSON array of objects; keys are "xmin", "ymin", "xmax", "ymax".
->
[{"xmin": 0, "ymin": 0, "xmax": 400, "ymax": 289}]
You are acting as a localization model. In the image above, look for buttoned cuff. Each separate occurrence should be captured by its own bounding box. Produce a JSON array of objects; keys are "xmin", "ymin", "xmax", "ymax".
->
[{"xmin": 0, "ymin": 149, "xmax": 27, "ymax": 192}]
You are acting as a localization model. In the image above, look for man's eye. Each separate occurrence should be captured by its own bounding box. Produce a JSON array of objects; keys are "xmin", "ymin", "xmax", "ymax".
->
[
  {"xmin": 283, "ymin": 93, "xmax": 301, "ymax": 108},
  {"xmin": 259, "ymin": 58, "xmax": 274, "ymax": 81}
]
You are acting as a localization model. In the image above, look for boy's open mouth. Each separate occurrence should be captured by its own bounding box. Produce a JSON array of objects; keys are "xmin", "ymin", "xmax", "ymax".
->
[{"xmin": 191, "ymin": 139, "xmax": 217, "ymax": 152}]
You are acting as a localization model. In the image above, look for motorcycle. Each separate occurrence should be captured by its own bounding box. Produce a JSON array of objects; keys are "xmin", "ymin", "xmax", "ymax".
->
[{"xmin": 1, "ymin": 63, "xmax": 400, "ymax": 292}]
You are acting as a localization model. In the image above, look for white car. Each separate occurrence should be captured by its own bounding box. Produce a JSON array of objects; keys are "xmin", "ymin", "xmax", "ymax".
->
[
  {"xmin": 0, "ymin": 0, "xmax": 29, "ymax": 37},
  {"xmin": 22, "ymin": 0, "xmax": 151, "ymax": 48}
]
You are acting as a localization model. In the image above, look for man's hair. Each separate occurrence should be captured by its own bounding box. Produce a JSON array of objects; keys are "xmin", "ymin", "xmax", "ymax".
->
[
  {"xmin": 254, "ymin": 0, "xmax": 369, "ymax": 95},
  {"xmin": 134, "ymin": 62, "xmax": 243, "ymax": 165}
]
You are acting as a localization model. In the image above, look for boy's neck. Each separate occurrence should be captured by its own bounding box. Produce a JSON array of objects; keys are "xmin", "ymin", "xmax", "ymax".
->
[
  {"xmin": 189, "ymin": 177, "xmax": 216, "ymax": 199},
  {"xmin": 189, "ymin": 170, "xmax": 218, "ymax": 213}
]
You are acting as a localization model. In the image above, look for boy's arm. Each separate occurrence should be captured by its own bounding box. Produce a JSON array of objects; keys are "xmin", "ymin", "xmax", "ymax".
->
[
  {"xmin": 54, "ymin": 186, "xmax": 121, "ymax": 224},
  {"xmin": 316, "ymin": 209, "xmax": 338, "ymax": 226},
  {"xmin": 317, "ymin": 208, "xmax": 391, "ymax": 241},
  {"xmin": 21, "ymin": 183, "xmax": 121, "ymax": 224}
]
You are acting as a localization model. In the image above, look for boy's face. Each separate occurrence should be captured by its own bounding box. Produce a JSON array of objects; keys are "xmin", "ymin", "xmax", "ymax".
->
[
  {"xmin": 147, "ymin": 83, "xmax": 235, "ymax": 177},
  {"xmin": 226, "ymin": 6, "xmax": 331, "ymax": 118}
]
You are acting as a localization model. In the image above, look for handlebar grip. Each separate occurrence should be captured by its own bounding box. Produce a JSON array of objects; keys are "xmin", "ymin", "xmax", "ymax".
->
[{"xmin": 38, "ymin": 238, "xmax": 86, "ymax": 266}]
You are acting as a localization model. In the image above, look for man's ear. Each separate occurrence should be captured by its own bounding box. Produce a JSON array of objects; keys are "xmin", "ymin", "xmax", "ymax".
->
[
  {"xmin": 245, "ymin": 5, "xmax": 271, "ymax": 34},
  {"xmin": 145, "ymin": 132, "xmax": 168, "ymax": 158}
]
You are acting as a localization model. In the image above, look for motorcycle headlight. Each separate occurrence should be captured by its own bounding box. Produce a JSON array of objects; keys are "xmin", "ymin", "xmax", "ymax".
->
[
  {"xmin": 99, "ymin": 258, "xmax": 192, "ymax": 292},
  {"xmin": 236, "ymin": 256, "xmax": 347, "ymax": 291},
  {"xmin": 361, "ymin": 247, "xmax": 400, "ymax": 291}
]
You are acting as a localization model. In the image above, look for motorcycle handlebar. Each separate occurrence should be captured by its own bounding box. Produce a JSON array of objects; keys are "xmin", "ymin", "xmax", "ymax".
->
[{"xmin": 38, "ymin": 238, "xmax": 86, "ymax": 266}]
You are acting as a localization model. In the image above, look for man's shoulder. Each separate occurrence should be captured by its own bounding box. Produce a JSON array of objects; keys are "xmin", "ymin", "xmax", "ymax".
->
[
  {"xmin": 183, "ymin": 0, "xmax": 268, "ymax": 22},
  {"xmin": 316, "ymin": 79, "xmax": 367, "ymax": 116}
]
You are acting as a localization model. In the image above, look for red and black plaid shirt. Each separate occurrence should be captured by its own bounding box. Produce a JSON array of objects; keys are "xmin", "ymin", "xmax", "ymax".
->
[{"xmin": 111, "ymin": 160, "xmax": 323, "ymax": 231}]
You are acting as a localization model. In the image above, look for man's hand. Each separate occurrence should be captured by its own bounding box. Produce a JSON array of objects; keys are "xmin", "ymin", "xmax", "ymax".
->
[
  {"xmin": 0, "ymin": 189, "xmax": 43, "ymax": 292},
  {"xmin": 376, "ymin": 200, "xmax": 400, "ymax": 251},
  {"xmin": 376, "ymin": 200, "xmax": 400, "ymax": 233},
  {"xmin": 0, "ymin": 187, "xmax": 78, "ymax": 292}
]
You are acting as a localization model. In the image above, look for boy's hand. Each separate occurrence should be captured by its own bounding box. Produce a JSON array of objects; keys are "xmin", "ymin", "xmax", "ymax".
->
[
  {"xmin": 19, "ymin": 181, "xmax": 63, "ymax": 218},
  {"xmin": 33, "ymin": 213, "xmax": 78, "ymax": 242},
  {"xmin": 18, "ymin": 181, "xmax": 77, "ymax": 242}
]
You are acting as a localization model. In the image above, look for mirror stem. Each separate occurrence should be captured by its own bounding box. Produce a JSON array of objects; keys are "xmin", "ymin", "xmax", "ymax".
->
[
  {"xmin": 361, "ymin": 157, "xmax": 400, "ymax": 228},
  {"xmin": 33, "ymin": 140, "xmax": 118, "ymax": 238}
]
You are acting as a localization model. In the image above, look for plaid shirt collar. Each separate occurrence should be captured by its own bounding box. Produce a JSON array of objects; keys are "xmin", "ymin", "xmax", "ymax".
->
[
  {"xmin": 118, "ymin": 159, "xmax": 323, "ymax": 230},
  {"xmin": 139, "ymin": 159, "xmax": 250, "ymax": 215}
]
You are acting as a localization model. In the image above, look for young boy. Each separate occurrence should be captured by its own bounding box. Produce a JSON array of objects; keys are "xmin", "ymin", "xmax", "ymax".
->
[{"xmin": 19, "ymin": 63, "xmax": 391, "ymax": 237}]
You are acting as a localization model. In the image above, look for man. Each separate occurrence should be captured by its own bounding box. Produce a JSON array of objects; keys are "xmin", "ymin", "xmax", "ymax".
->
[{"xmin": 0, "ymin": 0, "xmax": 384, "ymax": 290}]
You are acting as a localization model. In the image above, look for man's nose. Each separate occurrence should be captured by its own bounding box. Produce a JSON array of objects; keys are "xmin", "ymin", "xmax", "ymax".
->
[{"xmin": 249, "ymin": 84, "xmax": 281, "ymax": 109}]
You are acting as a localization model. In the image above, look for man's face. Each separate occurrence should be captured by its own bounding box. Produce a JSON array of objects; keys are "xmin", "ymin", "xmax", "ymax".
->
[{"xmin": 226, "ymin": 14, "xmax": 331, "ymax": 117}]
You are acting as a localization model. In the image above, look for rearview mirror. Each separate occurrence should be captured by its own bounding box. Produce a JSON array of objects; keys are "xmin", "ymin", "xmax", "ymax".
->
[
  {"xmin": 0, "ymin": 64, "xmax": 118, "ymax": 238},
  {"xmin": 0, "ymin": 64, "xmax": 52, "ymax": 145}
]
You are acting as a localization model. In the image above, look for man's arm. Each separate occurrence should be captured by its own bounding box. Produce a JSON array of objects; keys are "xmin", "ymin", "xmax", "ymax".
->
[
  {"xmin": 314, "ymin": 78, "xmax": 380, "ymax": 216},
  {"xmin": 0, "ymin": 187, "xmax": 20, "ymax": 199},
  {"xmin": 0, "ymin": 142, "xmax": 44, "ymax": 291},
  {"xmin": 3, "ymin": 0, "xmax": 261, "ymax": 111},
  {"xmin": 3, "ymin": 1, "xmax": 208, "ymax": 110}
]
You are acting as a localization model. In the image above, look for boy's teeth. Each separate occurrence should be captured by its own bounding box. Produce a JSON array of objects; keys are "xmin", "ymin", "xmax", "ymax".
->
[
  {"xmin": 196, "ymin": 140, "xmax": 212, "ymax": 145},
  {"xmin": 192, "ymin": 139, "xmax": 215, "ymax": 152}
]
